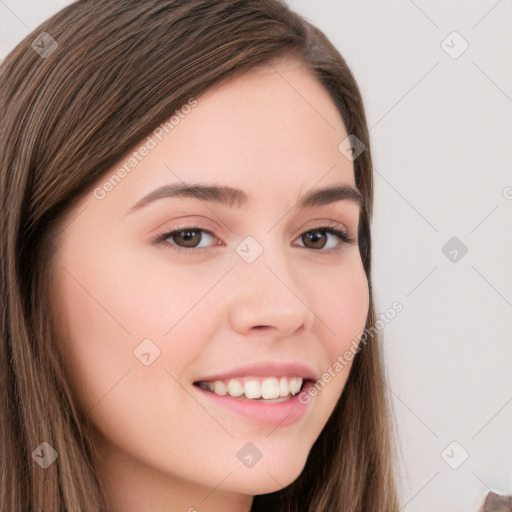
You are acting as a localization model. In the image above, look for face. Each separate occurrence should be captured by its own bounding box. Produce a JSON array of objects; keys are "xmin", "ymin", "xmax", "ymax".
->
[{"xmin": 51, "ymin": 57, "xmax": 369, "ymax": 510}]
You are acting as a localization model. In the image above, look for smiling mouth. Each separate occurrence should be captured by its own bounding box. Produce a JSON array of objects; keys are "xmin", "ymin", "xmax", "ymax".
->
[{"xmin": 193, "ymin": 376, "xmax": 310, "ymax": 401}]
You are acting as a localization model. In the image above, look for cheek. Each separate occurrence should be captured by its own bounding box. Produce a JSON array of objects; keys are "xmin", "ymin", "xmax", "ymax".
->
[
  {"xmin": 314, "ymin": 256, "xmax": 370, "ymax": 354},
  {"xmin": 307, "ymin": 256, "xmax": 368, "ymax": 398},
  {"xmin": 50, "ymin": 252, "xmax": 213, "ymax": 455},
  {"xmin": 51, "ymin": 259, "xmax": 135, "ymax": 413},
  {"xmin": 50, "ymin": 245, "xmax": 224, "ymax": 410}
]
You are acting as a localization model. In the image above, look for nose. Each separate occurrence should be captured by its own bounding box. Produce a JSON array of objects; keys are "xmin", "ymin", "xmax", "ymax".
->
[{"xmin": 226, "ymin": 240, "xmax": 316, "ymax": 337}]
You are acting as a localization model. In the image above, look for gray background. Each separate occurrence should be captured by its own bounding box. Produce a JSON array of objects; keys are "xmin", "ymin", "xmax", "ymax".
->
[{"xmin": 1, "ymin": 1, "xmax": 511, "ymax": 510}]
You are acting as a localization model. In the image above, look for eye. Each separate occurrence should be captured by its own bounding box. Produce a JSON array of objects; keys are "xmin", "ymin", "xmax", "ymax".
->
[
  {"xmin": 297, "ymin": 225, "xmax": 354, "ymax": 250},
  {"xmin": 151, "ymin": 222, "xmax": 355, "ymax": 254},
  {"xmin": 152, "ymin": 227, "xmax": 220, "ymax": 253}
]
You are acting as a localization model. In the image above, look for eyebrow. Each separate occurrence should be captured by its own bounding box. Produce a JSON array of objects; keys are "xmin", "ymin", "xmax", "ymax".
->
[{"xmin": 125, "ymin": 182, "xmax": 363, "ymax": 215}]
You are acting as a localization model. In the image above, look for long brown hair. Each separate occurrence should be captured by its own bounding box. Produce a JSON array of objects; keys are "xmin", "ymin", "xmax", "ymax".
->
[{"xmin": 0, "ymin": 1, "xmax": 400, "ymax": 510}]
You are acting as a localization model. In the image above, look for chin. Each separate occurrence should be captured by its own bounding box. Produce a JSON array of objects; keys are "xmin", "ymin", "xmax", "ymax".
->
[{"xmin": 227, "ymin": 453, "xmax": 308, "ymax": 495}]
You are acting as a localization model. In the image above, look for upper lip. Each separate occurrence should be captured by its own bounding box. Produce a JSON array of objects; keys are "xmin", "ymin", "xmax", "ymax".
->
[{"xmin": 194, "ymin": 361, "xmax": 319, "ymax": 383}]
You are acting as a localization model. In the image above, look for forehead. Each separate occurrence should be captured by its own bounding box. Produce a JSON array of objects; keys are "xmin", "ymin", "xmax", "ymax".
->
[{"xmin": 74, "ymin": 56, "xmax": 359, "ymax": 223}]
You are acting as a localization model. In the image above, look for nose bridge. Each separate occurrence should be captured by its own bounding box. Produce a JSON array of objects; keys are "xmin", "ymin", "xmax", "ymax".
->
[{"xmin": 226, "ymin": 231, "xmax": 316, "ymax": 336}]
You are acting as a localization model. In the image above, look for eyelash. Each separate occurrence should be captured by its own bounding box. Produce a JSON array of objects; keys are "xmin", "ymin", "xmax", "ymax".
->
[{"xmin": 151, "ymin": 221, "xmax": 355, "ymax": 254}]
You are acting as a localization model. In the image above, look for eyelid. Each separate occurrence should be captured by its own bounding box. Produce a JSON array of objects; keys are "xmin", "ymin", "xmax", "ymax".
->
[{"xmin": 150, "ymin": 218, "xmax": 356, "ymax": 253}]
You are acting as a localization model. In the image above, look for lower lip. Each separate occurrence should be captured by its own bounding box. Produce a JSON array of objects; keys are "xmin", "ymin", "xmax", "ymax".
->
[{"xmin": 194, "ymin": 381, "xmax": 314, "ymax": 427}]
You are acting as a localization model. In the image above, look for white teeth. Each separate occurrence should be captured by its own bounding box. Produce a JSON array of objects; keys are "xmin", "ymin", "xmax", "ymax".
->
[
  {"xmin": 227, "ymin": 379, "xmax": 243, "ymax": 397},
  {"xmin": 288, "ymin": 377, "xmax": 302, "ymax": 395},
  {"xmin": 278, "ymin": 376, "xmax": 288, "ymax": 397},
  {"xmin": 243, "ymin": 380, "xmax": 261, "ymax": 399},
  {"xmin": 261, "ymin": 377, "xmax": 280, "ymax": 399},
  {"xmin": 213, "ymin": 380, "xmax": 227, "ymax": 396},
  {"xmin": 201, "ymin": 376, "xmax": 304, "ymax": 399}
]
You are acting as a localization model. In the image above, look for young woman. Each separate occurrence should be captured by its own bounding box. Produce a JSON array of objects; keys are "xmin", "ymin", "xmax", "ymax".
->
[{"xmin": 0, "ymin": 1, "xmax": 401, "ymax": 510}]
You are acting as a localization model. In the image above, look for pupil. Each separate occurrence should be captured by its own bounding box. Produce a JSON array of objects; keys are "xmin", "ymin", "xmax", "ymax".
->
[
  {"xmin": 305, "ymin": 230, "xmax": 325, "ymax": 249},
  {"xmin": 178, "ymin": 230, "xmax": 200, "ymax": 247}
]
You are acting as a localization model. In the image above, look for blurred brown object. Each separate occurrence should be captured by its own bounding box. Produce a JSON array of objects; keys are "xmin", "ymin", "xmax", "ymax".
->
[{"xmin": 481, "ymin": 492, "xmax": 512, "ymax": 512}]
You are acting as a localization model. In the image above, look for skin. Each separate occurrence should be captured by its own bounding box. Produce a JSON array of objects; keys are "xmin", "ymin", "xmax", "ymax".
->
[{"xmin": 50, "ymin": 57, "xmax": 369, "ymax": 512}]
